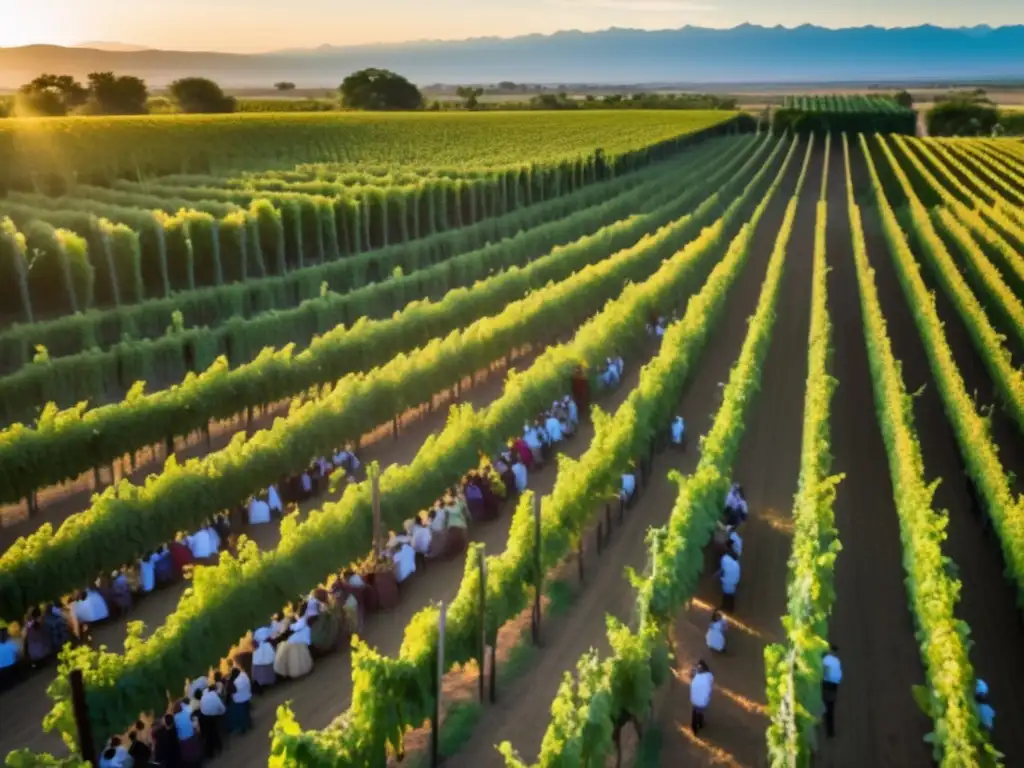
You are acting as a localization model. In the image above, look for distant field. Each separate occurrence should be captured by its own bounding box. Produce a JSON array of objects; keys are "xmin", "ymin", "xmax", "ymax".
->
[{"xmin": 0, "ymin": 109, "xmax": 737, "ymax": 184}]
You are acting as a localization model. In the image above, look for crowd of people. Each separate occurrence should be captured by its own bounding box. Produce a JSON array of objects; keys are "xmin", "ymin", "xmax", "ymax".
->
[
  {"xmin": 80, "ymin": 387, "xmax": 591, "ymax": 763},
  {"xmin": 0, "ymin": 442, "xmax": 372, "ymax": 693},
  {"xmin": 689, "ymin": 482, "xmax": 750, "ymax": 735},
  {"xmin": 689, "ymin": 483, "xmax": 853, "ymax": 744}
]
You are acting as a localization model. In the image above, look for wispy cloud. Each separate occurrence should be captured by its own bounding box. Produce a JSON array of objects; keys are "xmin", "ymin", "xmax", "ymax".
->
[{"xmin": 551, "ymin": 0, "xmax": 717, "ymax": 12}]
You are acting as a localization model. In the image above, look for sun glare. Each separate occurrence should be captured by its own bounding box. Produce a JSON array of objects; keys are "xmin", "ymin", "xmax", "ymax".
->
[{"xmin": 0, "ymin": 5, "xmax": 77, "ymax": 48}]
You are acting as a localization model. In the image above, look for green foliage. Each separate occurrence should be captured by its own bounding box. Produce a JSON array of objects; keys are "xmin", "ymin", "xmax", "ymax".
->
[
  {"xmin": 927, "ymin": 101, "xmax": 1000, "ymax": 137},
  {"xmin": 83, "ymin": 72, "xmax": 149, "ymax": 115},
  {"xmin": 340, "ymin": 69, "xmax": 424, "ymax": 111},
  {"xmin": 271, "ymin": 133, "xmax": 786, "ymax": 768},
  {"xmin": 0, "ymin": 217, "xmax": 33, "ymax": 322},
  {"xmin": 0, "ymin": 136, "xmax": 747, "ymax": 510},
  {"xmin": 168, "ymin": 77, "xmax": 236, "ymax": 114},
  {"xmin": 773, "ymin": 94, "xmax": 915, "ymax": 136},
  {"xmin": 15, "ymin": 74, "xmax": 88, "ymax": 117},
  {"xmin": 764, "ymin": 134, "xmax": 843, "ymax": 765},
  {"xmin": 504, "ymin": 135, "xmax": 807, "ymax": 768},
  {"xmin": 23, "ymin": 220, "xmax": 79, "ymax": 315},
  {"xmin": 43, "ymin": 134, "xmax": 776, "ymax": 751},
  {"xmin": 0, "ymin": 110, "xmax": 736, "ymax": 189},
  {"xmin": 854, "ymin": 133, "xmax": 1000, "ymax": 765}
]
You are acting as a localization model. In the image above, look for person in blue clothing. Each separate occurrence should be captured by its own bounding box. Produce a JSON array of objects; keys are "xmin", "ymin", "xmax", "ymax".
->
[
  {"xmin": 975, "ymin": 679, "xmax": 996, "ymax": 734},
  {"xmin": 822, "ymin": 645, "xmax": 843, "ymax": 738}
]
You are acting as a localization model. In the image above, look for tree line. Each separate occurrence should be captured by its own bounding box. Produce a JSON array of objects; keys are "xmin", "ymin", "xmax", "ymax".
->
[
  {"xmin": 2, "ymin": 68, "xmax": 741, "ymax": 118},
  {"xmin": 7, "ymin": 72, "xmax": 236, "ymax": 117},
  {"xmin": 925, "ymin": 89, "xmax": 1024, "ymax": 137}
]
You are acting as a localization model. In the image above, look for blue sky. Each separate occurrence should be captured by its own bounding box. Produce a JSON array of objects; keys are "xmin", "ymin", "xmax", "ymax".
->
[{"xmin": 0, "ymin": 0, "xmax": 1019, "ymax": 52}]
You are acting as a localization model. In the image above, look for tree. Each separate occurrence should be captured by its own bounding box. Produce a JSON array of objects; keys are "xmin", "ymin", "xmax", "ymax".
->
[
  {"xmin": 894, "ymin": 90, "xmax": 914, "ymax": 109},
  {"xmin": 168, "ymin": 77, "xmax": 236, "ymax": 114},
  {"xmin": 339, "ymin": 69, "xmax": 423, "ymax": 111},
  {"xmin": 15, "ymin": 74, "xmax": 88, "ymax": 116},
  {"xmin": 927, "ymin": 100, "xmax": 999, "ymax": 137},
  {"xmin": 84, "ymin": 72, "xmax": 148, "ymax": 114},
  {"xmin": 456, "ymin": 86, "xmax": 484, "ymax": 110},
  {"xmin": 274, "ymin": 82, "xmax": 296, "ymax": 91}
]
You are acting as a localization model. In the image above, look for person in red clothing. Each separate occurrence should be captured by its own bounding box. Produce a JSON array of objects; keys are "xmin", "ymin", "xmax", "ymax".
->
[
  {"xmin": 168, "ymin": 538, "xmax": 195, "ymax": 579},
  {"xmin": 511, "ymin": 437, "xmax": 534, "ymax": 469},
  {"xmin": 571, "ymin": 366, "xmax": 591, "ymax": 420}
]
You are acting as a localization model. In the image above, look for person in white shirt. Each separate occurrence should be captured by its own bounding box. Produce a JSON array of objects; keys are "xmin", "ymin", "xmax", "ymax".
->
[
  {"xmin": 227, "ymin": 667, "xmax": 253, "ymax": 734},
  {"xmin": 726, "ymin": 526, "xmax": 743, "ymax": 557},
  {"xmin": 267, "ymin": 483, "xmax": 283, "ymax": 515},
  {"xmin": 140, "ymin": 552, "xmax": 156, "ymax": 593},
  {"xmin": 72, "ymin": 589, "xmax": 110, "ymax": 625},
  {"xmin": 670, "ymin": 416, "xmax": 685, "ymax": 447},
  {"xmin": 187, "ymin": 675, "xmax": 209, "ymax": 699},
  {"xmin": 411, "ymin": 518, "xmax": 433, "ymax": 556},
  {"xmin": 199, "ymin": 686, "xmax": 226, "ymax": 716},
  {"xmin": 98, "ymin": 746, "xmax": 128, "ymax": 768},
  {"xmin": 270, "ymin": 612, "xmax": 289, "ymax": 639},
  {"xmin": 198, "ymin": 686, "xmax": 226, "ymax": 757},
  {"xmin": 620, "ymin": 471, "xmax": 637, "ymax": 504},
  {"xmin": 601, "ymin": 358, "xmax": 619, "ymax": 387},
  {"xmin": 187, "ymin": 528, "xmax": 215, "ymax": 559},
  {"xmin": 391, "ymin": 541, "xmax": 417, "ymax": 583},
  {"xmin": 98, "ymin": 737, "xmax": 132, "ymax": 768},
  {"xmin": 613, "ymin": 356, "xmax": 624, "ymax": 379},
  {"xmin": 689, "ymin": 660, "xmax": 714, "ymax": 735},
  {"xmin": 252, "ymin": 638, "xmax": 277, "ymax": 689},
  {"xmin": 822, "ymin": 645, "xmax": 842, "ymax": 738},
  {"xmin": 287, "ymin": 617, "xmax": 312, "ymax": 646},
  {"xmin": 523, "ymin": 423, "xmax": 544, "ymax": 455},
  {"xmin": 724, "ymin": 483, "xmax": 749, "ymax": 527},
  {"xmin": 565, "ymin": 396, "xmax": 579, "ymax": 427},
  {"xmin": 511, "ymin": 457, "xmax": 528, "ymax": 494},
  {"xmin": 253, "ymin": 625, "xmax": 272, "ymax": 644},
  {"xmin": 544, "ymin": 413, "xmax": 564, "ymax": 444},
  {"xmin": 248, "ymin": 495, "xmax": 271, "ymax": 525},
  {"xmin": 304, "ymin": 593, "xmax": 321, "ymax": 618},
  {"xmin": 715, "ymin": 548, "xmax": 741, "ymax": 612},
  {"xmin": 706, "ymin": 611, "xmax": 727, "ymax": 653},
  {"xmin": 300, "ymin": 471, "xmax": 313, "ymax": 496},
  {"xmin": 429, "ymin": 505, "xmax": 448, "ymax": 533}
]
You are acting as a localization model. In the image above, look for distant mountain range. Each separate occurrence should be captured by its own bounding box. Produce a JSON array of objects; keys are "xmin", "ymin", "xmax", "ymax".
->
[{"xmin": 2, "ymin": 25, "xmax": 1023, "ymax": 89}]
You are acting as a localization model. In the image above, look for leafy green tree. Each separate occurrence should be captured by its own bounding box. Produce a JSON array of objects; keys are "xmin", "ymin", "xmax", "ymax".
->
[
  {"xmin": 15, "ymin": 74, "xmax": 88, "ymax": 116},
  {"xmin": 274, "ymin": 81, "xmax": 296, "ymax": 91},
  {"xmin": 339, "ymin": 69, "xmax": 423, "ymax": 111},
  {"xmin": 927, "ymin": 99, "xmax": 999, "ymax": 136},
  {"xmin": 894, "ymin": 90, "xmax": 914, "ymax": 109},
  {"xmin": 456, "ymin": 86, "xmax": 484, "ymax": 110},
  {"xmin": 168, "ymin": 77, "xmax": 236, "ymax": 114},
  {"xmin": 84, "ymin": 72, "xmax": 149, "ymax": 115}
]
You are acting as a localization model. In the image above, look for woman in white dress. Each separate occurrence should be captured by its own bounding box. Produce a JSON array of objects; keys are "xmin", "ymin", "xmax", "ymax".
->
[
  {"xmin": 274, "ymin": 614, "xmax": 314, "ymax": 679},
  {"xmin": 706, "ymin": 611, "xmax": 727, "ymax": 653}
]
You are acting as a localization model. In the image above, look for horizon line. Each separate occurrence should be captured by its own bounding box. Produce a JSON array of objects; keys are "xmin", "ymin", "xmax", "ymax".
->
[{"xmin": 4, "ymin": 21, "xmax": 1019, "ymax": 57}]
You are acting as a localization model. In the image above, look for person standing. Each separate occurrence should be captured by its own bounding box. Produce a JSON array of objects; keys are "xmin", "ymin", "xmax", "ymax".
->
[
  {"xmin": 822, "ymin": 644, "xmax": 843, "ymax": 738},
  {"xmin": 715, "ymin": 546, "xmax": 741, "ymax": 612},
  {"xmin": 690, "ymin": 660, "xmax": 714, "ymax": 735},
  {"xmin": 975, "ymin": 679, "xmax": 995, "ymax": 734}
]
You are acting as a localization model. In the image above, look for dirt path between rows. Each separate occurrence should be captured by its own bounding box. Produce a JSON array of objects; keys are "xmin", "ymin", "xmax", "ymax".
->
[
  {"xmin": 817, "ymin": 146, "xmax": 932, "ymax": 766},
  {"xmin": 860, "ymin": 150, "xmax": 1024, "ymax": 764},
  {"xmin": 655, "ymin": 142, "xmax": 815, "ymax": 767},
  {"xmin": 443, "ymin": 140, "xmax": 800, "ymax": 768}
]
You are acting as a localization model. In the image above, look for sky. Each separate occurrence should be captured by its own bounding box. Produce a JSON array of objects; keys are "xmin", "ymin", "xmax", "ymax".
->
[{"xmin": 0, "ymin": 0, "xmax": 1020, "ymax": 52}]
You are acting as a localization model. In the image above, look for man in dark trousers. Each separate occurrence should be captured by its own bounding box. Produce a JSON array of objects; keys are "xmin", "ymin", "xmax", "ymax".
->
[{"xmin": 822, "ymin": 644, "xmax": 843, "ymax": 738}]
